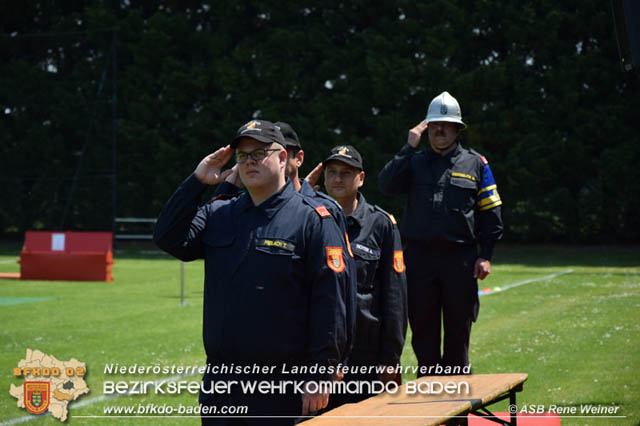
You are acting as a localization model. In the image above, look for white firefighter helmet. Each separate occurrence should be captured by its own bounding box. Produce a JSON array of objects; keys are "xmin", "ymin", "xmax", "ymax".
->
[{"xmin": 425, "ymin": 91, "xmax": 466, "ymax": 128}]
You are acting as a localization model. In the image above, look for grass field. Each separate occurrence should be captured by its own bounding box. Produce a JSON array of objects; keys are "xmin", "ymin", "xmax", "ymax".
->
[{"xmin": 1, "ymin": 242, "xmax": 638, "ymax": 425}]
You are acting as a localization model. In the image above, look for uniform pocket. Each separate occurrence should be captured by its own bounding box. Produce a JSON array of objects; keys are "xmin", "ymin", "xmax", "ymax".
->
[
  {"xmin": 234, "ymin": 237, "xmax": 303, "ymax": 358},
  {"xmin": 351, "ymin": 243, "xmax": 380, "ymax": 292},
  {"xmin": 252, "ymin": 236, "xmax": 301, "ymax": 290},
  {"xmin": 201, "ymin": 208, "xmax": 235, "ymax": 248},
  {"xmin": 201, "ymin": 229, "xmax": 234, "ymax": 248},
  {"xmin": 201, "ymin": 225, "xmax": 234, "ymax": 268},
  {"xmin": 447, "ymin": 176, "xmax": 477, "ymax": 211}
]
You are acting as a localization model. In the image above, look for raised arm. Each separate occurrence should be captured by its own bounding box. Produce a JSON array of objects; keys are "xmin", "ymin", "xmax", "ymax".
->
[
  {"xmin": 377, "ymin": 122, "xmax": 427, "ymax": 194},
  {"xmin": 153, "ymin": 146, "xmax": 234, "ymax": 261}
]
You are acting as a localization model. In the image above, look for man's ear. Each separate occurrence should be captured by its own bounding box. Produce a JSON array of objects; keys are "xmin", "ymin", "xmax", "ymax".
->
[
  {"xmin": 357, "ymin": 170, "xmax": 365, "ymax": 188},
  {"xmin": 278, "ymin": 148, "xmax": 288, "ymax": 166},
  {"xmin": 296, "ymin": 150, "xmax": 304, "ymax": 168}
]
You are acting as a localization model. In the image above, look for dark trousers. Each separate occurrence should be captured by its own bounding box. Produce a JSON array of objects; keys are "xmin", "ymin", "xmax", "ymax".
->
[
  {"xmin": 199, "ymin": 373, "xmax": 301, "ymax": 426},
  {"xmin": 322, "ymin": 371, "xmax": 377, "ymax": 411},
  {"xmin": 405, "ymin": 243, "xmax": 479, "ymax": 376}
]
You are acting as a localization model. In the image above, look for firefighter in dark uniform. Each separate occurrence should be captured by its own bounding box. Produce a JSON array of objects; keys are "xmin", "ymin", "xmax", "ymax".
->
[
  {"xmin": 153, "ymin": 120, "xmax": 351, "ymax": 424},
  {"xmin": 378, "ymin": 92, "xmax": 503, "ymax": 375},
  {"xmin": 211, "ymin": 121, "xmax": 357, "ymax": 364},
  {"xmin": 310, "ymin": 145, "xmax": 407, "ymax": 407}
]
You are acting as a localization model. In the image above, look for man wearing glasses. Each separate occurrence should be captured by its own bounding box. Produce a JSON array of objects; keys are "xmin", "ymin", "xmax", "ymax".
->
[
  {"xmin": 154, "ymin": 120, "xmax": 351, "ymax": 424},
  {"xmin": 214, "ymin": 121, "xmax": 348, "ymax": 228},
  {"xmin": 213, "ymin": 121, "xmax": 357, "ymax": 367}
]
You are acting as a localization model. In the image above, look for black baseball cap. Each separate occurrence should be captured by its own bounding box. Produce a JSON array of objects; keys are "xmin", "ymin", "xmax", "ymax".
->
[
  {"xmin": 323, "ymin": 145, "xmax": 363, "ymax": 170},
  {"xmin": 231, "ymin": 120, "xmax": 286, "ymax": 148},
  {"xmin": 275, "ymin": 121, "xmax": 302, "ymax": 149}
]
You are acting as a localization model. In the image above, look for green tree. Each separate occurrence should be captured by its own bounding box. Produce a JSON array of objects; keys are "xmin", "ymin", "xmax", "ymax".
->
[{"xmin": 1, "ymin": 0, "xmax": 638, "ymax": 243}]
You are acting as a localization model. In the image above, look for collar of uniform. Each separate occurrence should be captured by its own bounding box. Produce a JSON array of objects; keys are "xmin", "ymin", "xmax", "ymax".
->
[
  {"xmin": 349, "ymin": 192, "xmax": 367, "ymax": 227},
  {"xmin": 232, "ymin": 179, "xmax": 294, "ymax": 217},
  {"xmin": 234, "ymin": 191, "xmax": 253, "ymax": 214},
  {"xmin": 256, "ymin": 178, "xmax": 296, "ymax": 219},
  {"xmin": 446, "ymin": 142, "xmax": 462, "ymax": 161},
  {"xmin": 426, "ymin": 142, "xmax": 461, "ymax": 162},
  {"xmin": 299, "ymin": 178, "xmax": 315, "ymax": 196}
]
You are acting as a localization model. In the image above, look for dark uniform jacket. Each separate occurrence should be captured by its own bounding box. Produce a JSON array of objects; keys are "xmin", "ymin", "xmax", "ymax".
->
[
  {"xmin": 212, "ymin": 178, "xmax": 358, "ymax": 361},
  {"xmin": 347, "ymin": 193, "xmax": 408, "ymax": 367},
  {"xmin": 154, "ymin": 175, "xmax": 350, "ymax": 378},
  {"xmin": 214, "ymin": 179, "xmax": 351, "ymax": 237},
  {"xmin": 378, "ymin": 143, "xmax": 503, "ymax": 260}
]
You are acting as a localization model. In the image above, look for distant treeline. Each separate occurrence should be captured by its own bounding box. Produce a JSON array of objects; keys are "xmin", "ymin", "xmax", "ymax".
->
[{"xmin": 1, "ymin": 1, "xmax": 639, "ymax": 242}]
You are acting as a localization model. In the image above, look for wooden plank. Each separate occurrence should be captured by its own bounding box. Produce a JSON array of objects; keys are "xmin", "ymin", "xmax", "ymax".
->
[{"xmin": 305, "ymin": 373, "xmax": 528, "ymax": 426}]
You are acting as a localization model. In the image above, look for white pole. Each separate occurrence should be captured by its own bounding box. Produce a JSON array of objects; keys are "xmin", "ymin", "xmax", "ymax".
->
[{"xmin": 180, "ymin": 261, "xmax": 186, "ymax": 306}]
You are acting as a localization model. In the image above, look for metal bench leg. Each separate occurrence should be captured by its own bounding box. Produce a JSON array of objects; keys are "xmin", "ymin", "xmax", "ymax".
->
[{"xmin": 510, "ymin": 391, "xmax": 517, "ymax": 426}]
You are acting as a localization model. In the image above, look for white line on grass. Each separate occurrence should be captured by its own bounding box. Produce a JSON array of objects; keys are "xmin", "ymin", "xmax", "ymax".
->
[
  {"xmin": 479, "ymin": 269, "xmax": 573, "ymax": 296},
  {"xmin": 2, "ymin": 270, "xmax": 574, "ymax": 425},
  {"xmin": 1, "ymin": 373, "xmax": 194, "ymax": 425}
]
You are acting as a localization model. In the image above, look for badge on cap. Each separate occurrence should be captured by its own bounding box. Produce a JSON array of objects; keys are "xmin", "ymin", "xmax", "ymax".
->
[
  {"xmin": 337, "ymin": 146, "xmax": 349, "ymax": 156},
  {"xmin": 393, "ymin": 250, "xmax": 406, "ymax": 273},
  {"xmin": 326, "ymin": 247, "xmax": 345, "ymax": 273}
]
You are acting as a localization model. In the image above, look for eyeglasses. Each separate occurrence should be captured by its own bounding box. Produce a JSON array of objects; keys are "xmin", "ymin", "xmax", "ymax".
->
[{"xmin": 235, "ymin": 148, "xmax": 280, "ymax": 163}]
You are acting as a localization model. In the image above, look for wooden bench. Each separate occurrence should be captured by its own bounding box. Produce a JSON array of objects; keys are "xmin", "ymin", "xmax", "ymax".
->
[{"xmin": 305, "ymin": 373, "xmax": 528, "ymax": 426}]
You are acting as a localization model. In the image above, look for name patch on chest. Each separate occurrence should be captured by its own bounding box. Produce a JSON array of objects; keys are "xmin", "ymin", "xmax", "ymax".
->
[
  {"xmin": 451, "ymin": 171, "xmax": 477, "ymax": 182},
  {"xmin": 353, "ymin": 243, "xmax": 381, "ymax": 257},
  {"xmin": 256, "ymin": 239, "xmax": 296, "ymax": 253}
]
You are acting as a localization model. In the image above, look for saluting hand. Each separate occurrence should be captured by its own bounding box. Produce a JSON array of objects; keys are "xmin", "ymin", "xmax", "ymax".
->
[
  {"xmin": 304, "ymin": 162, "xmax": 323, "ymax": 192},
  {"xmin": 224, "ymin": 164, "xmax": 242, "ymax": 187},
  {"xmin": 194, "ymin": 145, "xmax": 234, "ymax": 185},
  {"xmin": 408, "ymin": 121, "xmax": 429, "ymax": 148}
]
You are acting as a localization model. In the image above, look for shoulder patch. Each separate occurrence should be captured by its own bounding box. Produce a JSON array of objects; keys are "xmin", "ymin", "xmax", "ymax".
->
[
  {"xmin": 326, "ymin": 247, "xmax": 345, "ymax": 273},
  {"xmin": 300, "ymin": 192, "xmax": 338, "ymax": 217},
  {"xmin": 374, "ymin": 205, "xmax": 398, "ymax": 225},
  {"xmin": 477, "ymin": 162, "xmax": 502, "ymax": 210},
  {"xmin": 469, "ymin": 148, "xmax": 489, "ymax": 165},
  {"xmin": 393, "ymin": 250, "xmax": 406, "ymax": 273},
  {"xmin": 314, "ymin": 191, "xmax": 342, "ymax": 210},
  {"xmin": 315, "ymin": 205, "xmax": 331, "ymax": 218}
]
